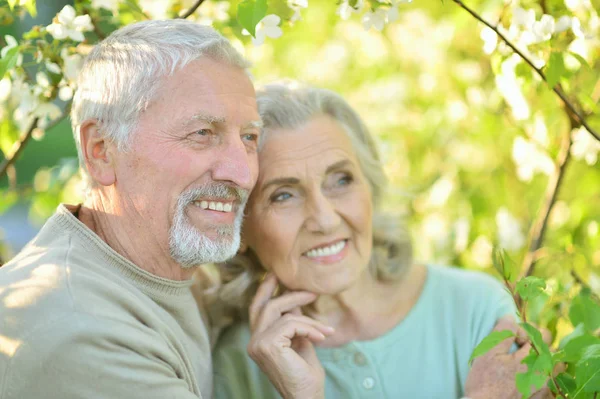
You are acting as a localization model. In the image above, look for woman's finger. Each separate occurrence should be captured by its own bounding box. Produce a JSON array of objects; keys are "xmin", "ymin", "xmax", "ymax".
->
[
  {"xmin": 249, "ymin": 273, "xmax": 279, "ymax": 328},
  {"xmin": 271, "ymin": 313, "xmax": 335, "ymax": 336},
  {"xmin": 249, "ymin": 319, "xmax": 330, "ymax": 358},
  {"xmin": 253, "ymin": 291, "xmax": 319, "ymax": 332}
]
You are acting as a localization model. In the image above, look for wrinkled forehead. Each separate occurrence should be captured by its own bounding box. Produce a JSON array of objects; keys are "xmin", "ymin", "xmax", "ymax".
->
[{"xmin": 256, "ymin": 117, "xmax": 360, "ymax": 180}]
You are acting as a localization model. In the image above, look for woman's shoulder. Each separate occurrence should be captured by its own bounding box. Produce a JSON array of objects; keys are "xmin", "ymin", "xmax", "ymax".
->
[
  {"xmin": 424, "ymin": 264, "xmax": 515, "ymax": 314},
  {"xmin": 427, "ymin": 264, "xmax": 506, "ymax": 294}
]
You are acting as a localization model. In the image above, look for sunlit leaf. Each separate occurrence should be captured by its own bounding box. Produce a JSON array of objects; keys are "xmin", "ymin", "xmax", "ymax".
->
[
  {"xmin": 237, "ymin": 0, "xmax": 267, "ymax": 37},
  {"xmin": 516, "ymin": 276, "xmax": 546, "ymax": 302},
  {"xmin": 574, "ymin": 344, "xmax": 600, "ymax": 393},
  {"xmin": 0, "ymin": 45, "xmax": 20, "ymax": 78},
  {"xmin": 469, "ymin": 329, "xmax": 515, "ymax": 364},
  {"xmin": 545, "ymin": 52, "xmax": 566, "ymax": 88},
  {"xmin": 516, "ymin": 351, "xmax": 548, "ymax": 398},
  {"xmin": 569, "ymin": 291, "xmax": 600, "ymax": 333},
  {"xmin": 0, "ymin": 118, "xmax": 19, "ymax": 157},
  {"xmin": 25, "ymin": 0, "xmax": 36, "ymax": 17}
]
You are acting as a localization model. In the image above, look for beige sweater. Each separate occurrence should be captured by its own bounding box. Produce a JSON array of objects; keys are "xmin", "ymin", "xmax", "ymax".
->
[{"xmin": 0, "ymin": 205, "xmax": 212, "ymax": 399}]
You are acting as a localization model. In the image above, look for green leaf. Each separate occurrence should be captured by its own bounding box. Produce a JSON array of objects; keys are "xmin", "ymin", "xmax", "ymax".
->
[
  {"xmin": 516, "ymin": 351, "xmax": 548, "ymax": 398},
  {"xmin": 562, "ymin": 335, "xmax": 600, "ymax": 363},
  {"xmin": 7, "ymin": 0, "xmax": 17, "ymax": 10},
  {"xmin": 552, "ymin": 373, "xmax": 577, "ymax": 396},
  {"xmin": 0, "ymin": 118, "xmax": 19, "ymax": 157},
  {"xmin": 25, "ymin": 0, "xmax": 36, "ymax": 17},
  {"xmin": 516, "ymin": 276, "xmax": 547, "ymax": 302},
  {"xmin": 492, "ymin": 247, "xmax": 519, "ymax": 283},
  {"xmin": 469, "ymin": 329, "xmax": 515, "ymax": 364},
  {"xmin": 568, "ymin": 51, "xmax": 590, "ymax": 69},
  {"xmin": 569, "ymin": 291, "xmax": 600, "ymax": 333},
  {"xmin": 574, "ymin": 345, "xmax": 600, "ymax": 394},
  {"xmin": 237, "ymin": 0, "xmax": 268, "ymax": 37},
  {"xmin": 520, "ymin": 322, "xmax": 553, "ymax": 371},
  {"xmin": 545, "ymin": 52, "xmax": 566, "ymax": 88},
  {"xmin": 0, "ymin": 190, "xmax": 17, "ymax": 214},
  {"xmin": 559, "ymin": 323, "xmax": 587, "ymax": 349},
  {"xmin": 0, "ymin": 45, "xmax": 20, "ymax": 78}
]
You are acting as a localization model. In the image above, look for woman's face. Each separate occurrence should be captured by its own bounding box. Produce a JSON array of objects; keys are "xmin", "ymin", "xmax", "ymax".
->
[{"xmin": 242, "ymin": 114, "xmax": 373, "ymax": 294}]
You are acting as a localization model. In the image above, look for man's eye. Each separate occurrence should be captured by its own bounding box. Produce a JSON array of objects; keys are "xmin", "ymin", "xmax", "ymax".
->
[
  {"xmin": 195, "ymin": 129, "xmax": 211, "ymax": 136},
  {"xmin": 242, "ymin": 133, "xmax": 258, "ymax": 142}
]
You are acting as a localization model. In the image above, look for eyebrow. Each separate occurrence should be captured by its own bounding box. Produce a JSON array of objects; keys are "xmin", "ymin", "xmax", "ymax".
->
[
  {"xmin": 182, "ymin": 114, "xmax": 263, "ymax": 130},
  {"xmin": 325, "ymin": 159, "xmax": 353, "ymax": 174},
  {"xmin": 260, "ymin": 159, "xmax": 354, "ymax": 193}
]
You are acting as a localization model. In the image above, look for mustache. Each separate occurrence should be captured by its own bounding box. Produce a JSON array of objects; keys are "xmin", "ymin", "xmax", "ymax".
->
[{"xmin": 178, "ymin": 183, "xmax": 250, "ymax": 205}]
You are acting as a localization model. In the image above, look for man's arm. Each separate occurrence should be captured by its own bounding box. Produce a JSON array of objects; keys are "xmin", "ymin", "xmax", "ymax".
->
[
  {"xmin": 464, "ymin": 316, "xmax": 554, "ymax": 399},
  {"xmin": 2, "ymin": 312, "xmax": 202, "ymax": 399}
]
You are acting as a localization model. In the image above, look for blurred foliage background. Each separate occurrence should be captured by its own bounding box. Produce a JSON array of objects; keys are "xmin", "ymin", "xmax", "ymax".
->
[{"xmin": 0, "ymin": 0, "xmax": 599, "ymax": 363}]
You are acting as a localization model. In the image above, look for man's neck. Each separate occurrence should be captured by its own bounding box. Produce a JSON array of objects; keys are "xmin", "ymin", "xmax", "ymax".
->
[{"xmin": 78, "ymin": 194, "xmax": 194, "ymax": 281}]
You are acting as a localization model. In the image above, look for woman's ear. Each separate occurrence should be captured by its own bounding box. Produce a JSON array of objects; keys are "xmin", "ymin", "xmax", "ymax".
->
[{"xmin": 79, "ymin": 119, "xmax": 116, "ymax": 187}]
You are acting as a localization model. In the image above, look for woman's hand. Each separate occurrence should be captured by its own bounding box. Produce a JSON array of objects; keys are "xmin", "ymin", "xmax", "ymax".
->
[{"xmin": 247, "ymin": 273, "xmax": 334, "ymax": 399}]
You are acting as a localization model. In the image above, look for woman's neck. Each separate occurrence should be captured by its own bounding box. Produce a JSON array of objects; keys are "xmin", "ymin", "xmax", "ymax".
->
[{"xmin": 309, "ymin": 263, "xmax": 427, "ymax": 347}]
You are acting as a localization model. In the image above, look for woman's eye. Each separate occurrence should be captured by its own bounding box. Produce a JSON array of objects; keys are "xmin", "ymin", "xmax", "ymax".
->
[
  {"xmin": 337, "ymin": 174, "xmax": 353, "ymax": 186},
  {"xmin": 271, "ymin": 192, "xmax": 292, "ymax": 202}
]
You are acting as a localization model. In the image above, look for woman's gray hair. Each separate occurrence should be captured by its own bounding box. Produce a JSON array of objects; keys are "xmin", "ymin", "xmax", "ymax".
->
[
  {"xmin": 71, "ymin": 19, "xmax": 249, "ymax": 192},
  {"xmin": 213, "ymin": 82, "xmax": 413, "ymax": 323}
]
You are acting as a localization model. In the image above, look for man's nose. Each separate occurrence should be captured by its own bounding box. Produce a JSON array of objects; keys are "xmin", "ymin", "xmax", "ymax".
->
[{"xmin": 211, "ymin": 134, "xmax": 255, "ymax": 191}]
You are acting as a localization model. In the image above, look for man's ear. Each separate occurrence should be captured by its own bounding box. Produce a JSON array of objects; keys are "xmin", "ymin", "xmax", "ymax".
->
[{"xmin": 79, "ymin": 120, "xmax": 116, "ymax": 187}]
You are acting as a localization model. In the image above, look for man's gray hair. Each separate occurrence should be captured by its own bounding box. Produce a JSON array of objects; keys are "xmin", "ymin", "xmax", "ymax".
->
[{"xmin": 71, "ymin": 19, "xmax": 250, "ymax": 190}]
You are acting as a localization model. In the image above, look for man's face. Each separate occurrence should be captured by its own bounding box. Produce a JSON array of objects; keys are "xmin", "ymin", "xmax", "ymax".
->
[{"xmin": 112, "ymin": 57, "xmax": 260, "ymax": 267}]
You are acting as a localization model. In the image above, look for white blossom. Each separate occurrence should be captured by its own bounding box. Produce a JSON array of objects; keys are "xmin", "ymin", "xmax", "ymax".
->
[
  {"xmin": 555, "ymin": 15, "xmax": 572, "ymax": 32},
  {"xmin": 242, "ymin": 14, "xmax": 282, "ymax": 46},
  {"xmin": 512, "ymin": 7, "xmax": 536, "ymax": 31},
  {"xmin": 470, "ymin": 235, "xmax": 493, "ymax": 267},
  {"xmin": 288, "ymin": 0, "xmax": 308, "ymax": 23},
  {"xmin": 1, "ymin": 35, "xmax": 23, "ymax": 66},
  {"xmin": 45, "ymin": 61, "xmax": 61, "ymax": 75},
  {"xmin": 480, "ymin": 26, "xmax": 498, "ymax": 54},
  {"xmin": 336, "ymin": 0, "xmax": 363, "ymax": 20},
  {"xmin": 0, "ymin": 77, "xmax": 11, "ymax": 102},
  {"xmin": 138, "ymin": 0, "xmax": 168, "ymax": 19},
  {"xmin": 495, "ymin": 55, "xmax": 530, "ymax": 120},
  {"xmin": 362, "ymin": 9, "xmax": 387, "ymax": 31},
  {"xmin": 531, "ymin": 14, "xmax": 555, "ymax": 43},
  {"xmin": 61, "ymin": 48, "xmax": 84, "ymax": 82},
  {"xmin": 571, "ymin": 127, "xmax": 600, "ymax": 165},
  {"xmin": 512, "ymin": 136, "xmax": 555, "ymax": 181},
  {"xmin": 91, "ymin": 0, "xmax": 119, "ymax": 13},
  {"xmin": 496, "ymin": 207, "xmax": 526, "ymax": 251},
  {"xmin": 46, "ymin": 5, "xmax": 93, "ymax": 42},
  {"xmin": 453, "ymin": 217, "xmax": 470, "ymax": 253}
]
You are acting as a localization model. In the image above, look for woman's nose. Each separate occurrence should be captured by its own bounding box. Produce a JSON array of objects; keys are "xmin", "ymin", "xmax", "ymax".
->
[{"xmin": 304, "ymin": 192, "xmax": 342, "ymax": 234}]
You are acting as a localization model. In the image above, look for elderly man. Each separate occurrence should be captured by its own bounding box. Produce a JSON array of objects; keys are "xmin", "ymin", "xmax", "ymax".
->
[
  {"xmin": 0, "ymin": 20, "xmax": 260, "ymax": 399},
  {"xmin": 0, "ymin": 19, "xmax": 547, "ymax": 399}
]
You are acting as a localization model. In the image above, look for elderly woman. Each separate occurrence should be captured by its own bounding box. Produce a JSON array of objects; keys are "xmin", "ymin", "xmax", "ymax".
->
[{"xmin": 211, "ymin": 83, "xmax": 517, "ymax": 398}]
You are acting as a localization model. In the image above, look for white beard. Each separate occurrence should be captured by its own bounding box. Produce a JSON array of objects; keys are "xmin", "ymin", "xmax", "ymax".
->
[{"xmin": 169, "ymin": 184, "xmax": 248, "ymax": 268}]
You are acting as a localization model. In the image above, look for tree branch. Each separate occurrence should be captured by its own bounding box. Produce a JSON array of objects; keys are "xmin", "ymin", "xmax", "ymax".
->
[
  {"xmin": 522, "ymin": 126, "xmax": 572, "ymax": 277},
  {"xmin": 178, "ymin": 0, "xmax": 207, "ymax": 19},
  {"xmin": 0, "ymin": 118, "xmax": 39, "ymax": 178},
  {"xmin": 451, "ymin": 0, "xmax": 600, "ymax": 142}
]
